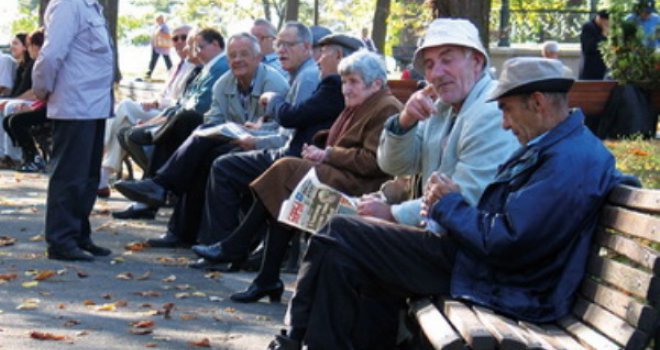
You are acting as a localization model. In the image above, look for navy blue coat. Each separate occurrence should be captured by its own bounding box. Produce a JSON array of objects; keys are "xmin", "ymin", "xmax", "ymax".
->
[{"xmin": 432, "ymin": 110, "xmax": 621, "ymax": 322}]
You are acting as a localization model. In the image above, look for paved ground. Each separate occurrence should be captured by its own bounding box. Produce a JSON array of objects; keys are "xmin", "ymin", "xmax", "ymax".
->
[{"xmin": 0, "ymin": 169, "xmax": 296, "ymax": 349}]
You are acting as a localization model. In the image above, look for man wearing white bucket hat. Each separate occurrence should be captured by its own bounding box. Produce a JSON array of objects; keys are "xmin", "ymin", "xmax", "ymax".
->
[
  {"xmin": 359, "ymin": 18, "xmax": 517, "ymax": 234},
  {"xmin": 263, "ymin": 54, "xmax": 624, "ymax": 349}
]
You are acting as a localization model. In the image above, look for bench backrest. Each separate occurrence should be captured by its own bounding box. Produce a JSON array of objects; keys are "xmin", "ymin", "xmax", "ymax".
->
[{"xmin": 567, "ymin": 184, "xmax": 660, "ymax": 350}]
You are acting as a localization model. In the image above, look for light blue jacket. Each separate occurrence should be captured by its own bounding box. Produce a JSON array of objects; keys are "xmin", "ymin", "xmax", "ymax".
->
[
  {"xmin": 33, "ymin": 0, "xmax": 114, "ymax": 119},
  {"xmin": 378, "ymin": 73, "xmax": 519, "ymax": 228},
  {"xmin": 179, "ymin": 53, "xmax": 229, "ymax": 114},
  {"xmin": 205, "ymin": 63, "xmax": 290, "ymax": 150}
]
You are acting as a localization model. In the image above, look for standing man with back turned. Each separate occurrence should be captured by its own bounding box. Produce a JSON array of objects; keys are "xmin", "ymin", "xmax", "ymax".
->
[{"xmin": 33, "ymin": 0, "xmax": 114, "ymax": 261}]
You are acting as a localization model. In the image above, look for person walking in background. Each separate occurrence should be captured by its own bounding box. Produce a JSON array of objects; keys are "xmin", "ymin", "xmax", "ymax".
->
[
  {"xmin": 626, "ymin": 0, "xmax": 659, "ymax": 48},
  {"xmin": 361, "ymin": 27, "xmax": 376, "ymax": 52},
  {"xmin": 541, "ymin": 40, "xmax": 560, "ymax": 59},
  {"xmin": 579, "ymin": 10, "xmax": 609, "ymax": 79},
  {"xmin": 145, "ymin": 14, "xmax": 173, "ymax": 80},
  {"xmin": 33, "ymin": 0, "xmax": 114, "ymax": 261}
]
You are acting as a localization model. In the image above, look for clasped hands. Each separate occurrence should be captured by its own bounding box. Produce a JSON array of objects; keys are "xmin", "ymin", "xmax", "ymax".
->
[{"xmin": 419, "ymin": 172, "xmax": 460, "ymax": 220}]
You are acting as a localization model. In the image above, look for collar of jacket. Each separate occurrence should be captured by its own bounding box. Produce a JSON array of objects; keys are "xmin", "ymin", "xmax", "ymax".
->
[
  {"xmin": 288, "ymin": 57, "xmax": 316, "ymax": 84},
  {"xmin": 494, "ymin": 108, "xmax": 585, "ymax": 183}
]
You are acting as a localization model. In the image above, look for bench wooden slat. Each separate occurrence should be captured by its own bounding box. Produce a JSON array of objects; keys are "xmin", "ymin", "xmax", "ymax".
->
[
  {"xmin": 519, "ymin": 322, "xmax": 585, "ymax": 350},
  {"xmin": 587, "ymin": 254, "xmax": 659, "ymax": 302},
  {"xmin": 572, "ymin": 298, "xmax": 650, "ymax": 349},
  {"xmin": 596, "ymin": 229, "xmax": 660, "ymax": 274},
  {"xmin": 441, "ymin": 300, "xmax": 496, "ymax": 350},
  {"xmin": 410, "ymin": 299, "xmax": 464, "ymax": 350},
  {"xmin": 600, "ymin": 206, "xmax": 660, "ymax": 243},
  {"xmin": 580, "ymin": 278, "xmax": 658, "ymax": 332},
  {"xmin": 607, "ymin": 185, "xmax": 660, "ymax": 214},
  {"xmin": 472, "ymin": 306, "xmax": 527, "ymax": 350},
  {"xmin": 558, "ymin": 315, "xmax": 620, "ymax": 350}
]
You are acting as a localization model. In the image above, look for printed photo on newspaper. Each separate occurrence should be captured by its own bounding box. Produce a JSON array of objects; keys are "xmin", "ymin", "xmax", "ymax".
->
[
  {"xmin": 193, "ymin": 122, "xmax": 251, "ymax": 141},
  {"xmin": 278, "ymin": 168, "xmax": 358, "ymax": 234}
]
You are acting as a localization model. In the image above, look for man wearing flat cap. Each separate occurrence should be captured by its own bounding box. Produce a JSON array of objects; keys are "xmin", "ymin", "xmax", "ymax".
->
[{"xmin": 264, "ymin": 56, "xmax": 623, "ymax": 350}]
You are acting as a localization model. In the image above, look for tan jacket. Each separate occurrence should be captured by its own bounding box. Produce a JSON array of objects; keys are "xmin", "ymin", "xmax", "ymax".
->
[{"xmin": 251, "ymin": 88, "xmax": 403, "ymax": 218}]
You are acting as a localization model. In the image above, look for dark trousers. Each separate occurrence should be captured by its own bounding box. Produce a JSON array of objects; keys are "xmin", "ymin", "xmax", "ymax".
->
[
  {"xmin": 148, "ymin": 110, "xmax": 203, "ymax": 176},
  {"xmin": 288, "ymin": 215, "xmax": 457, "ymax": 350},
  {"xmin": 46, "ymin": 119, "xmax": 105, "ymax": 250},
  {"xmin": 197, "ymin": 149, "xmax": 284, "ymax": 245},
  {"xmin": 156, "ymin": 132, "xmax": 240, "ymax": 243},
  {"xmin": 3, "ymin": 108, "xmax": 47, "ymax": 161},
  {"xmin": 147, "ymin": 49, "xmax": 172, "ymax": 76},
  {"xmin": 118, "ymin": 125, "xmax": 152, "ymax": 173}
]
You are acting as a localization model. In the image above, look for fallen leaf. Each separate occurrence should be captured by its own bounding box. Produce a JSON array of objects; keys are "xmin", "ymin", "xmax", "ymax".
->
[
  {"xmin": 179, "ymin": 314, "xmax": 197, "ymax": 321},
  {"xmin": 111, "ymin": 257, "xmax": 125, "ymax": 264},
  {"xmin": 16, "ymin": 302, "xmax": 39, "ymax": 310},
  {"xmin": 256, "ymin": 315, "xmax": 271, "ymax": 321},
  {"xmin": 0, "ymin": 236, "xmax": 16, "ymax": 247},
  {"xmin": 96, "ymin": 303, "xmax": 116, "ymax": 312},
  {"xmin": 29, "ymin": 234, "xmax": 43, "ymax": 242},
  {"xmin": 161, "ymin": 275, "xmax": 176, "ymax": 283},
  {"xmin": 136, "ymin": 271, "xmax": 151, "ymax": 281},
  {"xmin": 174, "ymin": 292, "xmax": 190, "ymax": 299},
  {"xmin": 129, "ymin": 320, "xmax": 155, "ymax": 328},
  {"xmin": 129, "ymin": 329, "xmax": 153, "ymax": 335},
  {"xmin": 208, "ymin": 296, "xmax": 223, "ymax": 302},
  {"xmin": 63, "ymin": 319, "xmax": 81, "ymax": 327},
  {"xmin": 34, "ymin": 270, "xmax": 56, "ymax": 281},
  {"xmin": 223, "ymin": 307, "xmax": 236, "ymax": 313},
  {"xmin": 75, "ymin": 330, "xmax": 89, "ymax": 337},
  {"xmin": 116, "ymin": 272, "xmax": 133, "ymax": 280},
  {"xmin": 24, "ymin": 269, "xmax": 38, "ymax": 276},
  {"xmin": 39, "ymin": 291, "xmax": 51, "ymax": 296},
  {"xmin": 135, "ymin": 290, "xmax": 161, "ymax": 297},
  {"xmin": 57, "ymin": 269, "xmax": 68, "ymax": 275},
  {"xmin": 204, "ymin": 271, "xmax": 222, "ymax": 279},
  {"xmin": 29, "ymin": 331, "xmax": 67, "ymax": 341},
  {"xmin": 125, "ymin": 241, "xmax": 148, "ymax": 252},
  {"xmin": 76, "ymin": 269, "xmax": 89, "ymax": 278},
  {"xmin": 101, "ymin": 293, "xmax": 112, "ymax": 300},
  {"xmin": 58, "ymin": 304, "xmax": 66, "ymax": 309},
  {"xmin": 189, "ymin": 338, "xmax": 211, "ymax": 347},
  {"xmin": 0, "ymin": 273, "xmax": 17, "ymax": 281},
  {"xmin": 192, "ymin": 291, "xmax": 206, "ymax": 298},
  {"xmin": 116, "ymin": 300, "xmax": 128, "ymax": 307},
  {"xmin": 94, "ymin": 222, "xmax": 113, "ymax": 232},
  {"xmin": 83, "ymin": 299, "xmax": 96, "ymax": 306},
  {"xmin": 145, "ymin": 343, "xmax": 158, "ymax": 347},
  {"xmin": 173, "ymin": 284, "xmax": 191, "ymax": 291},
  {"xmin": 21, "ymin": 281, "xmax": 39, "ymax": 288},
  {"xmin": 630, "ymin": 148, "xmax": 650, "ymax": 156}
]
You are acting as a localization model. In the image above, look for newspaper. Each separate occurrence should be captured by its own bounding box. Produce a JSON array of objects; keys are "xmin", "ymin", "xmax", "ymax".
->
[
  {"xmin": 278, "ymin": 168, "xmax": 358, "ymax": 234},
  {"xmin": 193, "ymin": 122, "xmax": 251, "ymax": 141}
]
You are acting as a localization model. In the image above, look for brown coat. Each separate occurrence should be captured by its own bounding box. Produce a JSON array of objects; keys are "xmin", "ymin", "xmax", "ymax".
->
[{"xmin": 251, "ymin": 88, "xmax": 403, "ymax": 218}]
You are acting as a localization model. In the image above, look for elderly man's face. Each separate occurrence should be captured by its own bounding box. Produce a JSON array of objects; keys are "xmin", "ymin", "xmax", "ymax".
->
[
  {"xmin": 276, "ymin": 27, "xmax": 310, "ymax": 73},
  {"xmin": 171, "ymin": 29, "xmax": 189, "ymax": 58},
  {"xmin": 498, "ymin": 94, "xmax": 545, "ymax": 145},
  {"xmin": 251, "ymin": 25, "xmax": 275, "ymax": 55},
  {"xmin": 228, "ymin": 37, "xmax": 261, "ymax": 83},
  {"xmin": 422, "ymin": 45, "xmax": 483, "ymax": 108}
]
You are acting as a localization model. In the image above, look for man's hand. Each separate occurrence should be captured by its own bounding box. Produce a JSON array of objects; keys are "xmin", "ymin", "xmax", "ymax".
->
[
  {"xmin": 141, "ymin": 100, "xmax": 159, "ymax": 111},
  {"xmin": 232, "ymin": 135, "xmax": 257, "ymax": 150},
  {"xmin": 420, "ymin": 172, "xmax": 460, "ymax": 218},
  {"xmin": 357, "ymin": 194, "xmax": 396, "ymax": 222},
  {"xmin": 301, "ymin": 143, "xmax": 326, "ymax": 164},
  {"xmin": 259, "ymin": 92, "xmax": 277, "ymax": 107},
  {"xmin": 244, "ymin": 117, "xmax": 263, "ymax": 130},
  {"xmin": 398, "ymin": 85, "xmax": 438, "ymax": 129}
]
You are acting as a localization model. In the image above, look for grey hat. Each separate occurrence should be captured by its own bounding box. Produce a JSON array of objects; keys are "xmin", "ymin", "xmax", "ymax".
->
[
  {"xmin": 413, "ymin": 18, "xmax": 489, "ymax": 72},
  {"xmin": 310, "ymin": 26, "xmax": 332, "ymax": 47},
  {"xmin": 318, "ymin": 34, "xmax": 364, "ymax": 54},
  {"xmin": 488, "ymin": 57, "xmax": 575, "ymax": 101}
]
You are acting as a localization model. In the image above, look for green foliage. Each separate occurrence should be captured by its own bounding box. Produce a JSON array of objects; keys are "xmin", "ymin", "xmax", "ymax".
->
[
  {"xmin": 11, "ymin": 0, "xmax": 39, "ymax": 35},
  {"xmin": 605, "ymin": 137, "xmax": 660, "ymax": 189},
  {"xmin": 599, "ymin": 0, "xmax": 660, "ymax": 88},
  {"xmin": 128, "ymin": 0, "xmax": 176, "ymax": 13},
  {"xmin": 118, "ymin": 15, "xmax": 149, "ymax": 42},
  {"xmin": 388, "ymin": 0, "xmax": 429, "ymax": 56}
]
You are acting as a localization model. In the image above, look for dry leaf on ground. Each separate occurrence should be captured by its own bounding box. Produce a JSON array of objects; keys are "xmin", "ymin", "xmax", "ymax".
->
[
  {"xmin": 125, "ymin": 241, "xmax": 148, "ymax": 252},
  {"xmin": 136, "ymin": 271, "xmax": 151, "ymax": 280},
  {"xmin": 135, "ymin": 290, "xmax": 161, "ymax": 297},
  {"xmin": 83, "ymin": 300, "xmax": 96, "ymax": 306},
  {"xmin": 0, "ymin": 236, "xmax": 16, "ymax": 247},
  {"xmin": 116, "ymin": 272, "xmax": 133, "ymax": 280},
  {"xmin": 34, "ymin": 270, "xmax": 56, "ymax": 281},
  {"xmin": 161, "ymin": 275, "xmax": 176, "ymax": 283},
  {"xmin": 29, "ymin": 331, "xmax": 67, "ymax": 341},
  {"xmin": 189, "ymin": 338, "xmax": 211, "ymax": 347},
  {"xmin": 0, "ymin": 273, "xmax": 17, "ymax": 281},
  {"xmin": 129, "ymin": 320, "xmax": 155, "ymax": 328},
  {"xmin": 179, "ymin": 314, "xmax": 197, "ymax": 321},
  {"xmin": 96, "ymin": 303, "xmax": 116, "ymax": 312},
  {"xmin": 129, "ymin": 328, "xmax": 153, "ymax": 335},
  {"xmin": 63, "ymin": 319, "xmax": 81, "ymax": 327},
  {"xmin": 21, "ymin": 281, "xmax": 39, "ymax": 288}
]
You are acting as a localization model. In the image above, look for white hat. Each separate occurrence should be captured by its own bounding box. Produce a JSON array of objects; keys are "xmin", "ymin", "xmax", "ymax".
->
[
  {"xmin": 488, "ymin": 57, "xmax": 574, "ymax": 101},
  {"xmin": 412, "ymin": 18, "xmax": 489, "ymax": 72}
]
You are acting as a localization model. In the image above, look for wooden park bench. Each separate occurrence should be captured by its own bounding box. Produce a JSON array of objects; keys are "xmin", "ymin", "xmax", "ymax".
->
[{"xmin": 409, "ymin": 184, "xmax": 659, "ymax": 350}]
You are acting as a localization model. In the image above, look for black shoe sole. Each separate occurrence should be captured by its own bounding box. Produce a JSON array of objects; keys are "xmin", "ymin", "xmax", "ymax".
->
[
  {"xmin": 114, "ymin": 184, "xmax": 165, "ymax": 208},
  {"xmin": 47, "ymin": 249, "xmax": 94, "ymax": 262}
]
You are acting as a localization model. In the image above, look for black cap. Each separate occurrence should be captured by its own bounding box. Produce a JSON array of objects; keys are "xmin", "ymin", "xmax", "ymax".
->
[
  {"xmin": 310, "ymin": 26, "xmax": 332, "ymax": 47},
  {"xmin": 318, "ymin": 34, "xmax": 364, "ymax": 54}
]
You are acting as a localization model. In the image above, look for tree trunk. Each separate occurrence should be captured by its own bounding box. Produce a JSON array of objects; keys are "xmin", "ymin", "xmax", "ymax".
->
[
  {"xmin": 285, "ymin": 0, "xmax": 299, "ymax": 21},
  {"xmin": 427, "ymin": 0, "xmax": 491, "ymax": 49},
  {"xmin": 372, "ymin": 0, "xmax": 391, "ymax": 53},
  {"xmin": 39, "ymin": 0, "xmax": 121, "ymax": 81},
  {"xmin": 262, "ymin": 0, "xmax": 272, "ymax": 22}
]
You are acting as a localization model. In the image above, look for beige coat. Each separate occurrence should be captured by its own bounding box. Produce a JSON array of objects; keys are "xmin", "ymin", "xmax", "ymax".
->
[{"xmin": 251, "ymin": 89, "xmax": 403, "ymax": 218}]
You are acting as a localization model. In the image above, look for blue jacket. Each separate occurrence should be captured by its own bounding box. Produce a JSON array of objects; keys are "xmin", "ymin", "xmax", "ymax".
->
[
  {"xmin": 178, "ymin": 53, "xmax": 229, "ymax": 114},
  {"xmin": 432, "ymin": 110, "xmax": 621, "ymax": 322}
]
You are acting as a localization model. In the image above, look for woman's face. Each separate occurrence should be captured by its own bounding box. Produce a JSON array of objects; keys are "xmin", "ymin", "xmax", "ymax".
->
[
  {"xmin": 341, "ymin": 72, "xmax": 381, "ymax": 108},
  {"xmin": 10, "ymin": 37, "xmax": 26, "ymax": 60},
  {"xmin": 27, "ymin": 40, "xmax": 40, "ymax": 60}
]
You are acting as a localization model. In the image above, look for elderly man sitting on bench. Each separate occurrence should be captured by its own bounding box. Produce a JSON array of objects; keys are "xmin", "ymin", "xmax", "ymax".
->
[{"xmin": 265, "ymin": 57, "xmax": 623, "ymax": 350}]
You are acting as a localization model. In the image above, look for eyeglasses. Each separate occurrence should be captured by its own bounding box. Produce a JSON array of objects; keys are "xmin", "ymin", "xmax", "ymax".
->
[
  {"xmin": 172, "ymin": 34, "xmax": 188, "ymax": 43},
  {"xmin": 195, "ymin": 43, "xmax": 207, "ymax": 52},
  {"xmin": 255, "ymin": 35, "xmax": 274, "ymax": 42},
  {"xmin": 275, "ymin": 40, "xmax": 302, "ymax": 50}
]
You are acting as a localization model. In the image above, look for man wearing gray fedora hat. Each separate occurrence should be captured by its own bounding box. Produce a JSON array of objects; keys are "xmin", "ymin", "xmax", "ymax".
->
[{"xmin": 264, "ymin": 55, "xmax": 623, "ymax": 350}]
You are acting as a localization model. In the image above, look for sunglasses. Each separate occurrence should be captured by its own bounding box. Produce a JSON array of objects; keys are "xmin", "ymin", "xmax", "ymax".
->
[{"xmin": 172, "ymin": 34, "xmax": 188, "ymax": 43}]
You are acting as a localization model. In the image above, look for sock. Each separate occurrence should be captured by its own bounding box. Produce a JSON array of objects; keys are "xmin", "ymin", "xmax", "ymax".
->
[{"xmin": 99, "ymin": 167, "xmax": 112, "ymax": 189}]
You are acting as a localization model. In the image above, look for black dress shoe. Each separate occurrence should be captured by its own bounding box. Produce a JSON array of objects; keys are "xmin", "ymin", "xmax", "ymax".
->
[
  {"xmin": 191, "ymin": 243, "xmax": 246, "ymax": 263},
  {"xmin": 79, "ymin": 242, "xmax": 112, "ymax": 256},
  {"xmin": 266, "ymin": 330, "xmax": 301, "ymax": 350},
  {"xmin": 114, "ymin": 179, "xmax": 167, "ymax": 207},
  {"xmin": 188, "ymin": 258, "xmax": 236, "ymax": 271},
  {"xmin": 230, "ymin": 280, "xmax": 284, "ymax": 303},
  {"xmin": 112, "ymin": 204, "xmax": 157, "ymax": 220},
  {"xmin": 146, "ymin": 233, "xmax": 191, "ymax": 248},
  {"xmin": 47, "ymin": 246, "xmax": 94, "ymax": 262}
]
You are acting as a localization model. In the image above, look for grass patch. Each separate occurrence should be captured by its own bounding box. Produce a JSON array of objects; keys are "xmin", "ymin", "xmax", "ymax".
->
[{"xmin": 604, "ymin": 137, "xmax": 660, "ymax": 189}]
